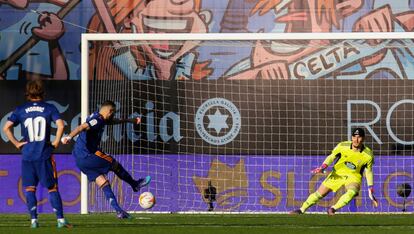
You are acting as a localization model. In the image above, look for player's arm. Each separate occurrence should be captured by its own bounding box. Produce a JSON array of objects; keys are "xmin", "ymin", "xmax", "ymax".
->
[
  {"xmin": 365, "ymin": 157, "xmax": 378, "ymax": 207},
  {"xmin": 2, "ymin": 121, "xmax": 27, "ymax": 149},
  {"xmin": 60, "ymin": 122, "xmax": 89, "ymax": 144},
  {"xmin": 106, "ymin": 117, "xmax": 141, "ymax": 125},
  {"xmin": 51, "ymin": 119, "xmax": 65, "ymax": 148},
  {"xmin": 50, "ymin": 105, "xmax": 64, "ymax": 148},
  {"xmin": 311, "ymin": 144, "xmax": 341, "ymax": 174},
  {"xmin": 365, "ymin": 166, "xmax": 374, "ymax": 188}
]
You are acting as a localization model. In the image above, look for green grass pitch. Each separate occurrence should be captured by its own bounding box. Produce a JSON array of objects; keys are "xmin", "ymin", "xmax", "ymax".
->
[{"xmin": 0, "ymin": 213, "xmax": 413, "ymax": 234}]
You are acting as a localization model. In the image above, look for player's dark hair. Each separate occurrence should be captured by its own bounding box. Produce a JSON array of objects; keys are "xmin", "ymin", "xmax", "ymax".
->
[
  {"xmin": 101, "ymin": 100, "xmax": 116, "ymax": 109},
  {"xmin": 25, "ymin": 79, "xmax": 45, "ymax": 100}
]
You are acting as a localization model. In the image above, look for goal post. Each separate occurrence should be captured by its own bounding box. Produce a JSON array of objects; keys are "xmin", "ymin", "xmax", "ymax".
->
[
  {"xmin": 80, "ymin": 34, "xmax": 89, "ymax": 214},
  {"xmin": 80, "ymin": 37, "xmax": 89, "ymax": 215},
  {"xmin": 81, "ymin": 32, "xmax": 414, "ymax": 214}
]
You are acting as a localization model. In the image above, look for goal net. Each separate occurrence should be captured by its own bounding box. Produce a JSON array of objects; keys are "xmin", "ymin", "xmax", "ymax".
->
[{"xmin": 81, "ymin": 33, "xmax": 414, "ymax": 214}]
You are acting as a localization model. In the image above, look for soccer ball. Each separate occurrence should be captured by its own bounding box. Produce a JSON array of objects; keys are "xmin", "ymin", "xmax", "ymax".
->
[{"xmin": 139, "ymin": 192, "xmax": 155, "ymax": 209}]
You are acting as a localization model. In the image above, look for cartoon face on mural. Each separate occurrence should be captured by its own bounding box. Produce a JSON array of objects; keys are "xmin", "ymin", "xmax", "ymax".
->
[
  {"xmin": 88, "ymin": 0, "xmax": 212, "ymax": 80},
  {"xmin": 225, "ymin": 0, "xmax": 414, "ymax": 80},
  {"xmin": 226, "ymin": 0, "xmax": 364, "ymax": 80},
  {"xmin": 130, "ymin": 0, "xmax": 212, "ymax": 80},
  {"xmin": 132, "ymin": 0, "xmax": 209, "ymax": 58},
  {"xmin": 255, "ymin": 0, "xmax": 361, "ymax": 62}
]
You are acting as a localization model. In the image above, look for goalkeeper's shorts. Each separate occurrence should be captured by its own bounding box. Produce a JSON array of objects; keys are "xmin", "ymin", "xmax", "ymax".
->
[{"xmin": 322, "ymin": 172, "xmax": 361, "ymax": 192}]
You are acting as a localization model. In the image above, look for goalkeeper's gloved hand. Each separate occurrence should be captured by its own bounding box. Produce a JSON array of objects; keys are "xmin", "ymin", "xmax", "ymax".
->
[
  {"xmin": 368, "ymin": 186, "xmax": 378, "ymax": 207},
  {"xmin": 311, "ymin": 163, "xmax": 328, "ymax": 174}
]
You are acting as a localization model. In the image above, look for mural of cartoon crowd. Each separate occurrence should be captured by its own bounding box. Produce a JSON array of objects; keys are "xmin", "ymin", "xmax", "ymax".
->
[{"xmin": 1, "ymin": 0, "xmax": 414, "ymax": 80}]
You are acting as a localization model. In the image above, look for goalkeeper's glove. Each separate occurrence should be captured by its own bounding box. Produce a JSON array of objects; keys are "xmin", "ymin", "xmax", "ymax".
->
[
  {"xmin": 311, "ymin": 163, "xmax": 328, "ymax": 174},
  {"xmin": 368, "ymin": 186, "xmax": 378, "ymax": 207}
]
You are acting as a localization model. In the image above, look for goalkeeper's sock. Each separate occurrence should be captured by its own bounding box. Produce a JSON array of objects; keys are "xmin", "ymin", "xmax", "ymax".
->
[
  {"xmin": 332, "ymin": 189, "xmax": 357, "ymax": 210},
  {"xmin": 300, "ymin": 191, "xmax": 323, "ymax": 213},
  {"xmin": 111, "ymin": 161, "xmax": 136, "ymax": 188},
  {"xmin": 102, "ymin": 184, "xmax": 123, "ymax": 212},
  {"xmin": 25, "ymin": 189, "xmax": 38, "ymax": 219},
  {"xmin": 48, "ymin": 190, "xmax": 64, "ymax": 219}
]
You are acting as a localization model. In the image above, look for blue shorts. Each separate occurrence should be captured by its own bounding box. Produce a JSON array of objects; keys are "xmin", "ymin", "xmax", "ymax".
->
[
  {"xmin": 74, "ymin": 150, "xmax": 114, "ymax": 181},
  {"xmin": 21, "ymin": 156, "xmax": 57, "ymax": 189}
]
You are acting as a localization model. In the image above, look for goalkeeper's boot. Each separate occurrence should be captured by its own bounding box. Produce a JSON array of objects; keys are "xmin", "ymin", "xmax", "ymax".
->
[
  {"xmin": 289, "ymin": 209, "xmax": 303, "ymax": 215},
  {"xmin": 30, "ymin": 220, "xmax": 39, "ymax": 228},
  {"xmin": 327, "ymin": 207, "xmax": 336, "ymax": 216},
  {"xmin": 57, "ymin": 219, "xmax": 73, "ymax": 228},
  {"xmin": 132, "ymin": 175, "xmax": 151, "ymax": 192},
  {"xmin": 116, "ymin": 210, "xmax": 132, "ymax": 219}
]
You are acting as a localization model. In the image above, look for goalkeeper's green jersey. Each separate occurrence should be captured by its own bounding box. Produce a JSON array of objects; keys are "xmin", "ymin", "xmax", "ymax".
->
[{"xmin": 323, "ymin": 141, "xmax": 374, "ymax": 186}]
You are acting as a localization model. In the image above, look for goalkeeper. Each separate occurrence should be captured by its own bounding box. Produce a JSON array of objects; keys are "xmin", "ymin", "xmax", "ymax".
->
[
  {"xmin": 290, "ymin": 128, "xmax": 377, "ymax": 215},
  {"xmin": 61, "ymin": 100, "xmax": 151, "ymax": 218}
]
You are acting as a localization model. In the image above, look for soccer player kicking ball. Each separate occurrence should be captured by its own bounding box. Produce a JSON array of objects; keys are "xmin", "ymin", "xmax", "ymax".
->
[
  {"xmin": 3, "ymin": 80, "xmax": 72, "ymax": 228},
  {"xmin": 290, "ymin": 128, "xmax": 378, "ymax": 215},
  {"xmin": 61, "ymin": 100, "xmax": 151, "ymax": 219}
]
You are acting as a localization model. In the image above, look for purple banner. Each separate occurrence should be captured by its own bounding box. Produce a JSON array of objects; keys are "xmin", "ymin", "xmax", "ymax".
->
[
  {"xmin": 178, "ymin": 155, "xmax": 414, "ymax": 212},
  {"xmin": 1, "ymin": 154, "xmax": 413, "ymax": 213},
  {"xmin": 95, "ymin": 154, "xmax": 414, "ymax": 213},
  {"xmin": 0, "ymin": 155, "xmax": 80, "ymax": 213}
]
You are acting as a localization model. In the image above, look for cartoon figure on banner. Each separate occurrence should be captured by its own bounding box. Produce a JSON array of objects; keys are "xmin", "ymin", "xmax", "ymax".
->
[
  {"xmin": 88, "ymin": 0, "xmax": 213, "ymax": 80},
  {"xmin": 193, "ymin": 159, "xmax": 248, "ymax": 211},
  {"xmin": 224, "ymin": 0, "xmax": 414, "ymax": 80},
  {"xmin": 347, "ymin": 1, "xmax": 414, "ymax": 80},
  {"xmin": 0, "ymin": 0, "xmax": 76, "ymax": 80}
]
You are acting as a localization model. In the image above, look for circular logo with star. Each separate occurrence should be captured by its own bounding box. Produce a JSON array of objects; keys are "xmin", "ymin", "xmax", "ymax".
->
[{"xmin": 195, "ymin": 98, "xmax": 241, "ymax": 145}]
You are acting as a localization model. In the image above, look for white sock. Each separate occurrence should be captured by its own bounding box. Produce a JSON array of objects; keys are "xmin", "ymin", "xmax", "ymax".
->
[
  {"xmin": 57, "ymin": 218, "xmax": 65, "ymax": 223},
  {"xmin": 31, "ymin": 219, "xmax": 38, "ymax": 224}
]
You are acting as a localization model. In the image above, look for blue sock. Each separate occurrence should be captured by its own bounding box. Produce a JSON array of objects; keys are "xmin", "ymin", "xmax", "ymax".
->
[
  {"xmin": 49, "ymin": 191, "xmax": 64, "ymax": 219},
  {"xmin": 25, "ymin": 191, "xmax": 37, "ymax": 219},
  {"xmin": 102, "ymin": 184, "xmax": 123, "ymax": 212},
  {"xmin": 111, "ymin": 162, "xmax": 136, "ymax": 187}
]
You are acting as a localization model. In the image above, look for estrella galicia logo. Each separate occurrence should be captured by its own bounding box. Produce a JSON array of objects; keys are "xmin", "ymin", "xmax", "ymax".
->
[{"xmin": 195, "ymin": 98, "xmax": 241, "ymax": 145}]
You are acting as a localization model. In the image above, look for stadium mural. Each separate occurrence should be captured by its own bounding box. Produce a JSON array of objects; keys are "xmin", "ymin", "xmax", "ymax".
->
[
  {"xmin": 1, "ymin": 1, "xmax": 414, "ymax": 80},
  {"xmin": 0, "ymin": 154, "xmax": 413, "ymax": 213}
]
